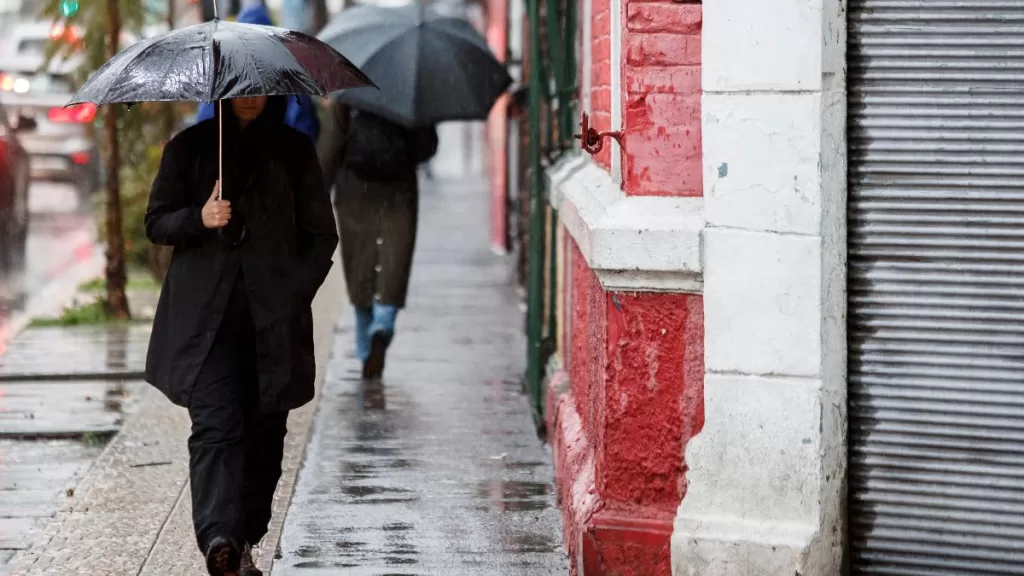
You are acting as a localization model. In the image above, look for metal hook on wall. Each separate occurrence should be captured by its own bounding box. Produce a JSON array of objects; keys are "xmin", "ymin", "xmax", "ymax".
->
[{"xmin": 573, "ymin": 111, "xmax": 623, "ymax": 156}]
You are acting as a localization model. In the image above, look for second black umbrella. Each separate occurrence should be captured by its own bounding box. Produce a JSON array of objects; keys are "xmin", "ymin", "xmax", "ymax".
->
[{"xmin": 318, "ymin": 4, "xmax": 512, "ymax": 128}]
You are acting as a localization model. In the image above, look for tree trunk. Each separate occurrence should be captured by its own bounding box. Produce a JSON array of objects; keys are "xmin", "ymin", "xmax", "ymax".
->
[
  {"xmin": 309, "ymin": 0, "xmax": 328, "ymax": 34},
  {"xmin": 103, "ymin": 0, "xmax": 130, "ymax": 320}
]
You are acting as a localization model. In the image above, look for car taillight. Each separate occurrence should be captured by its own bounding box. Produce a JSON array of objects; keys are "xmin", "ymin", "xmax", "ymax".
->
[
  {"xmin": 49, "ymin": 103, "xmax": 96, "ymax": 123},
  {"xmin": 70, "ymin": 151, "xmax": 90, "ymax": 165}
]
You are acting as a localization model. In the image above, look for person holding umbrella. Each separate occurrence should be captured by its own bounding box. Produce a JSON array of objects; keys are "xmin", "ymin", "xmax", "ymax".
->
[
  {"xmin": 66, "ymin": 17, "xmax": 372, "ymax": 576},
  {"xmin": 317, "ymin": 4, "xmax": 512, "ymax": 379}
]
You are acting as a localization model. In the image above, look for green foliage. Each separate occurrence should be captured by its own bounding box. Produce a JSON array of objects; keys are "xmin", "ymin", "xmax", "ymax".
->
[
  {"xmin": 78, "ymin": 268, "xmax": 161, "ymax": 293},
  {"xmin": 30, "ymin": 295, "xmax": 151, "ymax": 326},
  {"xmin": 80, "ymin": 430, "xmax": 116, "ymax": 446},
  {"xmin": 30, "ymin": 299, "xmax": 114, "ymax": 326}
]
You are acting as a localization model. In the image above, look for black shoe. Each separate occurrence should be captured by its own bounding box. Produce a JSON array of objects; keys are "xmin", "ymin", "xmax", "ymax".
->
[
  {"xmin": 239, "ymin": 543, "xmax": 263, "ymax": 576},
  {"xmin": 361, "ymin": 331, "xmax": 390, "ymax": 380},
  {"xmin": 205, "ymin": 536, "xmax": 240, "ymax": 576}
]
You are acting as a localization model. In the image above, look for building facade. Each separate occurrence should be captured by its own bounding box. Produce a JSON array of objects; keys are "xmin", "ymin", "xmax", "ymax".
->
[{"xmin": 511, "ymin": 0, "xmax": 1024, "ymax": 573}]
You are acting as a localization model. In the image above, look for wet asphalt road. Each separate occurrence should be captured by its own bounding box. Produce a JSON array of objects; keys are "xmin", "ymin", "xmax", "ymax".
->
[
  {"xmin": 0, "ymin": 182, "xmax": 96, "ymax": 342},
  {"xmin": 274, "ymin": 137, "xmax": 568, "ymax": 575}
]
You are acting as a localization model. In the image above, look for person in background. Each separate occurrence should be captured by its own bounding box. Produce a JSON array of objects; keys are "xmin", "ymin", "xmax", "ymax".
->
[
  {"xmin": 319, "ymin": 98, "xmax": 438, "ymax": 380},
  {"xmin": 145, "ymin": 94, "xmax": 337, "ymax": 576},
  {"xmin": 194, "ymin": 4, "xmax": 321, "ymax": 143}
]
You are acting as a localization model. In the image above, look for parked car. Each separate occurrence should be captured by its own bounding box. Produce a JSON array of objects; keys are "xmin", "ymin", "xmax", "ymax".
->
[
  {"xmin": 0, "ymin": 98, "xmax": 33, "ymax": 272},
  {"xmin": 0, "ymin": 54, "xmax": 100, "ymax": 197}
]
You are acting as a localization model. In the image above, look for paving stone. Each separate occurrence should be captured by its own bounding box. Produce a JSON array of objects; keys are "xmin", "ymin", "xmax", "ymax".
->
[
  {"xmin": 0, "ymin": 380, "xmax": 145, "ymax": 437},
  {"xmin": 0, "ymin": 324, "xmax": 150, "ymax": 381}
]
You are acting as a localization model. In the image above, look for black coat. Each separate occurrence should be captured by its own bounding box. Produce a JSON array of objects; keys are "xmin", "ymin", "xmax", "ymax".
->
[{"xmin": 144, "ymin": 97, "xmax": 338, "ymax": 413}]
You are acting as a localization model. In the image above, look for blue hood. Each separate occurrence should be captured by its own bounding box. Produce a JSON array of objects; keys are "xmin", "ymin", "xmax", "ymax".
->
[{"xmin": 237, "ymin": 5, "xmax": 274, "ymax": 26}]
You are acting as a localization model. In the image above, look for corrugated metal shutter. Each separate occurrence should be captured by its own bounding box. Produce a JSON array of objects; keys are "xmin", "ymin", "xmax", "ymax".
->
[{"xmin": 848, "ymin": 1, "xmax": 1024, "ymax": 574}]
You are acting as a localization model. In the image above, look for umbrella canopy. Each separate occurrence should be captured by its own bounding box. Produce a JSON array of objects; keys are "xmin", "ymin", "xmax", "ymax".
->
[
  {"xmin": 68, "ymin": 19, "xmax": 373, "ymax": 106},
  {"xmin": 318, "ymin": 4, "xmax": 512, "ymax": 127}
]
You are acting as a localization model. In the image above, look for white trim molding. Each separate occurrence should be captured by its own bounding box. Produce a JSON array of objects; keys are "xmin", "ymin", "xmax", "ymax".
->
[{"xmin": 547, "ymin": 155, "xmax": 704, "ymax": 293}]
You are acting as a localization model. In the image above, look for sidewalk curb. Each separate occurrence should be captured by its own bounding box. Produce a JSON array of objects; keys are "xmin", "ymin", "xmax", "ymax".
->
[{"xmin": 0, "ymin": 370, "xmax": 145, "ymax": 383}]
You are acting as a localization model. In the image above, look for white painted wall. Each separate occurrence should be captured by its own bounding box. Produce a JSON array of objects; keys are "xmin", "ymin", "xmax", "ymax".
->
[{"xmin": 672, "ymin": 0, "xmax": 847, "ymax": 573}]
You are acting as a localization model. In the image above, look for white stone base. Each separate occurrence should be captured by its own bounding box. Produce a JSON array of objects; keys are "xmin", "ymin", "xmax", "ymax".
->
[
  {"xmin": 546, "ymin": 155, "xmax": 704, "ymax": 293},
  {"xmin": 672, "ymin": 372, "xmax": 842, "ymax": 576},
  {"xmin": 672, "ymin": 518, "xmax": 818, "ymax": 576}
]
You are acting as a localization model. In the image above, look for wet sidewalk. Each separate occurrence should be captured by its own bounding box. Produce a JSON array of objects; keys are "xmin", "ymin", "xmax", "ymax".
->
[{"xmin": 274, "ymin": 131, "xmax": 567, "ymax": 574}]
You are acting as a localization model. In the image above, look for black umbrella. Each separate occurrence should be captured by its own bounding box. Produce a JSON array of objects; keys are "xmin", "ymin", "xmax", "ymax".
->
[
  {"xmin": 317, "ymin": 4, "xmax": 512, "ymax": 127},
  {"xmin": 68, "ymin": 17, "xmax": 373, "ymax": 198},
  {"xmin": 68, "ymin": 19, "xmax": 372, "ymax": 105}
]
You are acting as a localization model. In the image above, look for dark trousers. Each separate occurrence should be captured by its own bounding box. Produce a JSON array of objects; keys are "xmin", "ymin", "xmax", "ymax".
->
[{"xmin": 188, "ymin": 276, "xmax": 289, "ymax": 551}]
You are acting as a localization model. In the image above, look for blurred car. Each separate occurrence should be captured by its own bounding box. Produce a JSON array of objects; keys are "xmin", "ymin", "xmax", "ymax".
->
[
  {"xmin": 0, "ymin": 21, "xmax": 145, "ymax": 198},
  {"xmin": 0, "ymin": 98, "xmax": 33, "ymax": 271},
  {"xmin": 0, "ymin": 53, "xmax": 100, "ymax": 197}
]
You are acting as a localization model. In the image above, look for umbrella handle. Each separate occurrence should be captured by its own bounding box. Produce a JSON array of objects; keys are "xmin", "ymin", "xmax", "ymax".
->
[{"xmin": 218, "ymin": 99, "xmax": 223, "ymax": 201}]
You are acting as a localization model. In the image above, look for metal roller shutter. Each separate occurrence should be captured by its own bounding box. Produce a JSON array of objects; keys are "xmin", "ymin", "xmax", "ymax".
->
[{"xmin": 848, "ymin": 1, "xmax": 1024, "ymax": 574}]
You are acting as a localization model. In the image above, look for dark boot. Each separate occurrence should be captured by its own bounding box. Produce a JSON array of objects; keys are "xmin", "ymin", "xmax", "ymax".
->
[
  {"xmin": 205, "ymin": 536, "xmax": 240, "ymax": 576},
  {"xmin": 239, "ymin": 543, "xmax": 263, "ymax": 576},
  {"xmin": 361, "ymin": 330, "xmax": 390, "ymax": 380}
]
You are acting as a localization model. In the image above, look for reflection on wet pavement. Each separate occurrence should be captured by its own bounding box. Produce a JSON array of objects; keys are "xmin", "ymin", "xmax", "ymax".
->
[
  {"xmin": 275, "ymin": 144, "xmax": 567, "ymax": 575},
  {"xmin": 0, "ymin": 325, "xmax": 150, "ymax": 380}
]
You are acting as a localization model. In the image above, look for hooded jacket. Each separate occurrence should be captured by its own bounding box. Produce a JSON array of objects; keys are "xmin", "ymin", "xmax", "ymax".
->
[{"xmin": 192, "ymin": 5, "xmax": 321, "ymax": 142}]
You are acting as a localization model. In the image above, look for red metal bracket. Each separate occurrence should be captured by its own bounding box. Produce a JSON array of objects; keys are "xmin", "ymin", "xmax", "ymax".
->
[{"xmin": 574, "ymin": 111, "xmax": 623, "ymax": 155}]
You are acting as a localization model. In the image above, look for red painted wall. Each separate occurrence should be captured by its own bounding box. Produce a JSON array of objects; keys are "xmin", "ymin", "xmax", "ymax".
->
[
  {"xmin": 622, "ymin": 1, "xmax": 701, "ymax": 196},
  {"xmin": 551, "ymin": 241, "xmax": 704, "ymax": 575},
  {"xmin": 590, "ymin": 0, "xmax": 613, "ymax": 169},
  {"xmin": 548, "ymin": 1, "xmax": 704, "ymax": 573}
]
